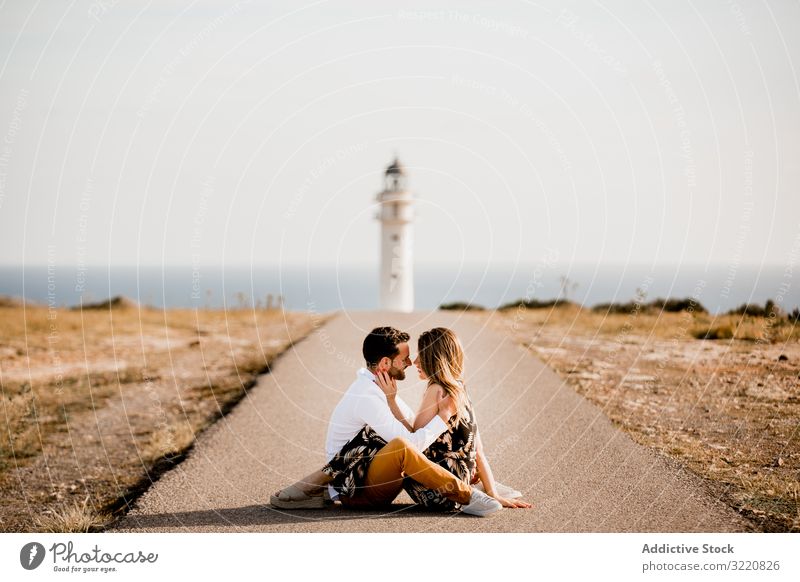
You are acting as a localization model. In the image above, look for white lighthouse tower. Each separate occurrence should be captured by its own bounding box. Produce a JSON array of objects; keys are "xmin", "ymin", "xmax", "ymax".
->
[{"xmin": 376, "ymin": 158, "xmax": 414, "ymax": 312}]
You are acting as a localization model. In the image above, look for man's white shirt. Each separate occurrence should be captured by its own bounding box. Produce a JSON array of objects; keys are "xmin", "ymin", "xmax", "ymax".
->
[{"xmin": 325, "ymin": 367, "xmax": 448, "ymax": 499}]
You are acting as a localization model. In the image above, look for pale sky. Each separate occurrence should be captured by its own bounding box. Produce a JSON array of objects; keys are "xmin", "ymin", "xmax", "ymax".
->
[{"xmin": 1, "ymin": 0, "xmax": 798, "ymax": 272}]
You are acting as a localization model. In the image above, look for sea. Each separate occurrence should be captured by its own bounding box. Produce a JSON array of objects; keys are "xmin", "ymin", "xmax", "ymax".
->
[{"xmin": 0, "ymin": 263, "xmax": 796, "ymax": 315}]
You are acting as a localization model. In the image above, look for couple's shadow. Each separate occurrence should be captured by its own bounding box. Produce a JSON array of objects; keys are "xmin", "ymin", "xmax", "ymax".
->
[{"xmin": 112, "ymin": 502, "xmax": 469, "ymax": 530}]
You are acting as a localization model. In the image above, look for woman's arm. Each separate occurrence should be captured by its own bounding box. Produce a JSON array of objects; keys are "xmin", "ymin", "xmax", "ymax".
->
[
  {"xmin": 412, "ymin": 384, "xmax": 443, "ymax": 431},
  {"xmin": 474, "ymin": 432, "xmax": 498, "ymax": 497},
  {"xmin": 474, "ymin": 432, "xmax": 532, "ymax": 509}
]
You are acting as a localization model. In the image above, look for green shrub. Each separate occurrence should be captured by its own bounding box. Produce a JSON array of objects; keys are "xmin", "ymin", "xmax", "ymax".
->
[
  {"xmin": 439, "ymin": 302, "xmax": 486, "ymax": 311},
  {"xmin": 592, "ymin": 301, "xmax": 642, "ymax": 314},
  {"xmin": 693, "ymin": 325, "xmax": 735, "ymax": 340},
  {"xmin": 498, "ymin": 298, "xmax": 571, "ymax": 310},
  {"xmin": 593, "ymin": 297, "xmax": 707, "ymax": 314},
  {"xmin": 726, "ymin": 299, "xmax": 781, "ymax": 318},
  {"xmin": 652, "ymin": 297, "xmax": 708, "ymax": 313}
]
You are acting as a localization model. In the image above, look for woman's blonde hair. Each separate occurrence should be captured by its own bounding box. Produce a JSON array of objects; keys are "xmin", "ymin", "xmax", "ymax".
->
[{"xmin": 417, "ymin": 327, "xmax": 468, "ymax": 423}]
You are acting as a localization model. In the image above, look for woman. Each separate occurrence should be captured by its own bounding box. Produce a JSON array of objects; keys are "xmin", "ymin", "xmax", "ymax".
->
[
  {"xmin": 272, "ymin": 328, "xmax": 530, "ymax": 511},
  {"xmin": 392, "ymin": 327, "xmax": 528, "ymax": 510}
]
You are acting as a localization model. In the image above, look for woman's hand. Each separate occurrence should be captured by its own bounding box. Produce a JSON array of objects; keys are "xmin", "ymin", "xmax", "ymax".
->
[
  {"xmin": 375, "ymin": 370, "xmax": 398, "ymax": 400},
  {"xmin": 494, "ymin": 496, "xmax": 532, "ymax": 509}
]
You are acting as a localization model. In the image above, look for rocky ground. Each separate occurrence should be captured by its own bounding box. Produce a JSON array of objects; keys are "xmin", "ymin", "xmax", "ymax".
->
[{"xmin": 489, "ymin": 305, "xmax": 799, "ymax": 531}]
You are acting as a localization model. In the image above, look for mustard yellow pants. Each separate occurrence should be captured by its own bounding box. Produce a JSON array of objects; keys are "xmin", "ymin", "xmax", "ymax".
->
[{"xmin": 340, "ymin": 437, "xmax": 472, "ymax": 508}]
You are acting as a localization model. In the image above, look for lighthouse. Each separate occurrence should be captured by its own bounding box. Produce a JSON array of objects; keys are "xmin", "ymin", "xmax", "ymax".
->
[{"xmin": 376, "ymin": 158, "xmax": 414, "ymax": 312}]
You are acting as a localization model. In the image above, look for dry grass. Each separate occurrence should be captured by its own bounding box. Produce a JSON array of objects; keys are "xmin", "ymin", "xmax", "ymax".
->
[
  {"xmin": 139, "ymin": 422, "xmax": 196, "ymax": 463},
  {"xmin": 33, "ymin": 496, "xmax": 111, "ymax": 533},
  {"xmin": 690, "ymin": 311, "xmax": 799, "ymax": 342},
  {"xmin": 1, "ymin": 368, "xmax": 143, "ymax": 467},
  {"xmin": 493, "ymin": 303, "xmax": 800, "ymax": 532},
  {"xmin": 504, "ymin": 302, "xmax": 800, "ymax": 342},
  {"xmin": 0, "ymin": 387, "xmax": 38, "ymax": 466},
  {"xmin": 0, "ymin": 302, "xmax": 321, "ymax": 532}
]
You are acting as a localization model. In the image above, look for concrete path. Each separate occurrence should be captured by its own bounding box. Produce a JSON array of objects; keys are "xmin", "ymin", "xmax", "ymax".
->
[{"xmin": 112, "ymin": 311, "xmax": 751, "ymax": 532}]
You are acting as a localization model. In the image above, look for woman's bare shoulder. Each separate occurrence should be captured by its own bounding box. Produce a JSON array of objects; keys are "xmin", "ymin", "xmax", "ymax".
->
[{"xmin": 424, "ymin": 383, "xmax": 445, "ymax": 397}]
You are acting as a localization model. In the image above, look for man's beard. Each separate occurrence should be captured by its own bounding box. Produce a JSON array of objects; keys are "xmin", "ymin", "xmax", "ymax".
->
[{"xmin": 388, "ymin": 366, "xmax": 405, "ymax": 381}]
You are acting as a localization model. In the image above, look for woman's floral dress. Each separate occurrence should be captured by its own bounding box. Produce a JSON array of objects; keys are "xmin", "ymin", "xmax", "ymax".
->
[
  {"xmin": 321, "ymin": 395, "xmax": 477, "ymax": 512},
  {"xmin": 404, "ymin": 399, "xmax": 477, "ymax": 511}
]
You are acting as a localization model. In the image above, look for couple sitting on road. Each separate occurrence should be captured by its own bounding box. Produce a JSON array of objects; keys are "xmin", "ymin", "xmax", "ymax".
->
[{"xmin": 271, "ymin": 326, "xmax": 531, "ymax": 517}]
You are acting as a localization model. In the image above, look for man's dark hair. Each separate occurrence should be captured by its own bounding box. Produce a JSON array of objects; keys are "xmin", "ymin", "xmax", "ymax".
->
[{"xmin": 362, "ymin": 326, "xmax": 410, "ymax": 367}]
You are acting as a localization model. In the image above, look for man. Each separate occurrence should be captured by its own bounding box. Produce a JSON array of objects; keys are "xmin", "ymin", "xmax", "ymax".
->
[{"xmin": 270, "ymin": 326, "xmax": 502, "ymax": 516}]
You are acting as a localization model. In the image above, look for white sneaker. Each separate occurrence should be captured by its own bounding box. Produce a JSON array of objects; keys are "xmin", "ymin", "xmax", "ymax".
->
[
  {"xmin": 461, "ymin": 489, "xmax": 502, "ymax": 517},
  {"xmin": 474, "ymin": 481, "xmax": 522, "ymax": 499}
]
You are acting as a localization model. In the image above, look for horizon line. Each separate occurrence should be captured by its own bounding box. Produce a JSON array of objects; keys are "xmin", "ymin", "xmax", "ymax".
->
[{"xmin": 0, "ymin": 261, "xmax": 789, "ymax": 269}]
